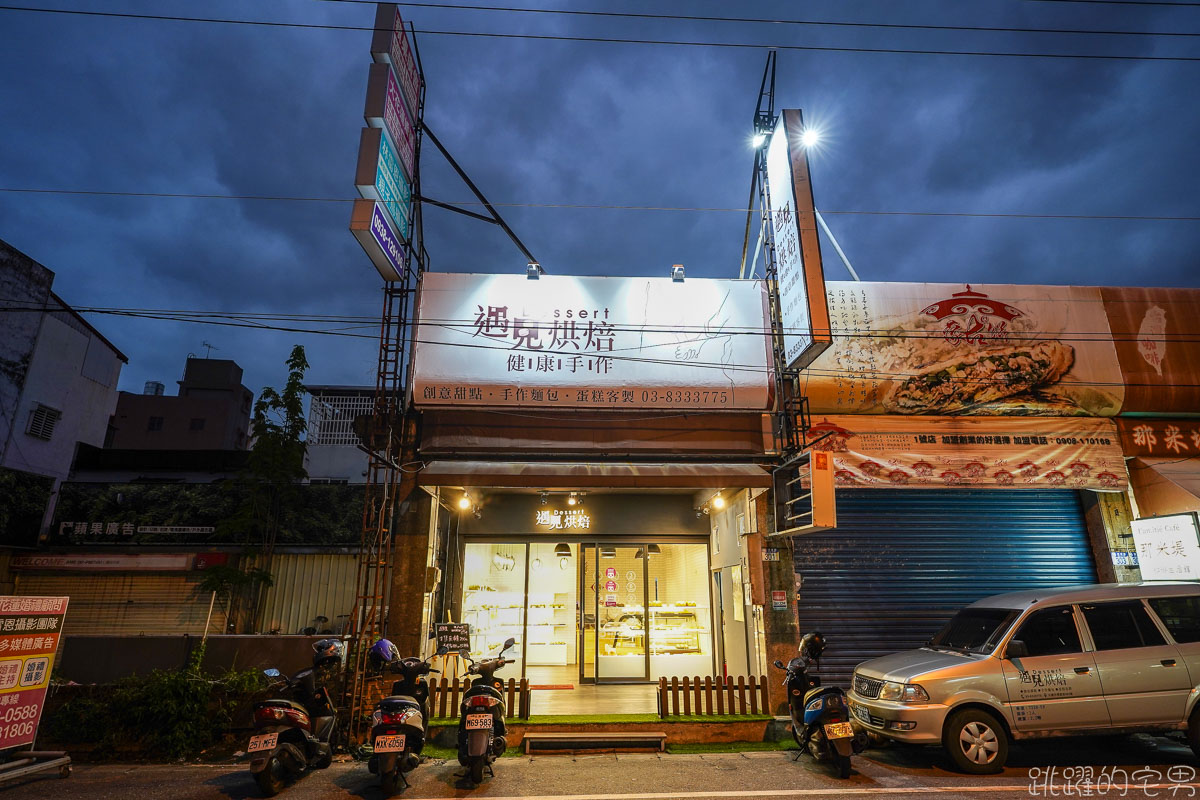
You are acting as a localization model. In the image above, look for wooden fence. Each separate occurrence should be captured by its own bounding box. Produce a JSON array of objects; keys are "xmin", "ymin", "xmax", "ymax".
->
[
  {"xmin": 657, "ymin": 675, "xmax": 770, "ymax": 718},
  {"xmin": 428, "ymin": 676, "xmax": 530, "ymax": 720}
]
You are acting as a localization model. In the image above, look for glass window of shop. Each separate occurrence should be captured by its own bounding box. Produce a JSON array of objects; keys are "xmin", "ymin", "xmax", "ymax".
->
[{"xmin": 460, "ymin": 540, "xmax": 713, "ymax": 683}]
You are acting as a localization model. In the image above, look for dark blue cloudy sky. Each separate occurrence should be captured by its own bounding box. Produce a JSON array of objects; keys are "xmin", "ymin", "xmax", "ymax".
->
[{"xmin": 1, "ymin": 0, "xmax": 1197, "ymax": 397}]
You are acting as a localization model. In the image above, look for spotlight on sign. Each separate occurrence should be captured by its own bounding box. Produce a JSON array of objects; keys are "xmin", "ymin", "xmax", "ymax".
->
[
  {"xmin": 801, "ymin": 127, "xmax": 821, "ymax": 148},
  {"xmin": 671, "ymin": 264, "xmax": 685, "ymax": 282},
  {"xmin": 568, "ymin": 494, "xmax": 577, "ymax": 507},
  {"xmin": 526, "ymin": 261, "xmax": 541, "ymax": 279},
  {"xmin": 752, "ymin": 132, "xmax": 767, "ymax": 148},
  {"xmin": 712, "ymin": 493, "xmax": 726, "ymax": 510},
  {"xmin": 458, "ymin": 495, "xmax": 471, "ymax": 510}
]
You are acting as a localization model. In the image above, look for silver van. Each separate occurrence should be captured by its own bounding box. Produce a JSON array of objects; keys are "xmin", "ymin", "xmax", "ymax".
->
[{"xmin": 847, "ymin": 582, "xmax": 1200, "ymax": 773}]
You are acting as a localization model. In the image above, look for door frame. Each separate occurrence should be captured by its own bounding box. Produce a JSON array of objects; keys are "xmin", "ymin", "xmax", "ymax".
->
[{"xmin": 581, "ymin": 542, "xmax": 652, "ymax": 684}]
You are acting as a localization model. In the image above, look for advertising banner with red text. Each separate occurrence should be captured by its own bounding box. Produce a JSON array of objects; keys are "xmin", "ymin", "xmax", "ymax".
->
[
  {"xmin": 805, "ymin": 282, "xmax": 1125, "ymax": 417},
  {"xmin": 0, "ymin": 596, "xmax": 68, "ymax": 750},
  {"xmin": 806, "ymin": 415, "xmax": 1126, "ymax": 491}
]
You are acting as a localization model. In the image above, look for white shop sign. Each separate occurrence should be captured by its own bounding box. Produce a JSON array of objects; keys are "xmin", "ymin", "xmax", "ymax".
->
[
  {"xmin": 1131, "ymin": 513, "xmax": 1200, "ymax": 581},
  {"xmin": 413, "ymin": 273, "xmax": 772, "ymax": 410}
]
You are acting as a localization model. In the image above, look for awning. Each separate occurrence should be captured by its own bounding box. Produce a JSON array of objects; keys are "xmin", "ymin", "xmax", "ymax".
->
[
  {"xmin": 417, "ymin": 461, "xmax": 771, "ymax": 489},
  {"xmin": 1130, "ymin": 457, "xmax": 1200, "ymax": 517}
]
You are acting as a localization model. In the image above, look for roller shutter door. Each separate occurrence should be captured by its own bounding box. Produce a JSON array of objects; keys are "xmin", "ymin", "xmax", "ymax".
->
[
  {"xmin": 14, "ymin": 572, "xmax": 226, "ymax": 635},
  {"xmin": 792, "ymin": 489, "xmax": 1097, "ymax": 687}
]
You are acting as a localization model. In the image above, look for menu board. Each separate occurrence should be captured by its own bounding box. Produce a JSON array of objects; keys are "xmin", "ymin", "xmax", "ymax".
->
[{"xmin": 435, "ymin": 623, "xmax": 471, "ymax": 656}]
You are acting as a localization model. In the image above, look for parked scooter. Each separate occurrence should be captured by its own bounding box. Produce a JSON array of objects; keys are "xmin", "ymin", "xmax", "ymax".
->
[
  {"xmin": 366, "ymin": 640, "xmax": 448, "ymax": 795},
  {"xmin": 773, "ymin": 632, "xmax": 867, "ymax": 779},
  {"xmin": 247, "ymin": 639, "xmax": 343, "ymax": 796},
  {"xmin": 456, "ymin": 637, "xmax": 515, "ymax": 787}
]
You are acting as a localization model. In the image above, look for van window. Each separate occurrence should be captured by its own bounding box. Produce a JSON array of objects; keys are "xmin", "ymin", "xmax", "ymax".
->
[
  {"xmin": 930, "ymin": 608, "xmax": 1020, "ymax": 654},
  {"xmin": 1081, "ymin": 601, "xmax": 1166, "ymax": 650},
  {"xmin": 1149, "ymin": 596, "xmax": 1200, "ymax": 643},
  {"xmin": 1013, "ymin": 606, "xmax": 1081, "ymax": 657}
]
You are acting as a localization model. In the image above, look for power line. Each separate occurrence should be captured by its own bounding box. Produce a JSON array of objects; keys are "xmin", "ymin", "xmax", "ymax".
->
[
  {"xmin": 2, "ymin": 187, "xmax": 1197, "ymax": 222},
  {"xmin": 1021, "ymin": 0, "xmax": 1200, "ymax": 7},
  {"xmin": 0, "ymin": 5, "xmax": 1196, "ymax": 62},
  {"xmin": 310, "ymin": 0, "xmax": 1200, "ymax": 40}
]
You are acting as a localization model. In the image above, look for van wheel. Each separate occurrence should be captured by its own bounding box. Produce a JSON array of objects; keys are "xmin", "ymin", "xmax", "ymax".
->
[
  {"xmin": 1187, "ymin": 708, "xmax": 1200, "ymax": 759},
  {"xmin": 943, "ymin": 708, "xmax": 1008, "ymax": 774}
]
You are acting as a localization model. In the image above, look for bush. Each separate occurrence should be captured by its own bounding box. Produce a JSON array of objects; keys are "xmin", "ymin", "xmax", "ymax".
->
[{"xmin": 45, "ymin": 643, "xmax": 267, "ymax": 759}]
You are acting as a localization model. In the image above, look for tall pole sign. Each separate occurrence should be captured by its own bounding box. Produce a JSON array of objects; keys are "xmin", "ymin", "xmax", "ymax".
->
[
  {"xmin": 350, "ymin": 3, "xmax": 423, "ymax": 282},
  {"xmin": 764, "ymin": 109, "xmax": 832, "ymax": 369}
]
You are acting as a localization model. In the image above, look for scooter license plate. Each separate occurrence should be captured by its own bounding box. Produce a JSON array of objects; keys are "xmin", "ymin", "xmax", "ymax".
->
[
  {"xmin": 374, "ymin": 734, "xmax": 405, "ymax": 753},
  {"xmin": 824, "ymin": 722, "xmax": 855, "ymax": 740},
  {"xmin": 248, "ymin": 732, "xmax": 278, "ymax": 753},
  {"xmin": 465, "ymin": 713, "xmax": 493, "ymax": 731}
]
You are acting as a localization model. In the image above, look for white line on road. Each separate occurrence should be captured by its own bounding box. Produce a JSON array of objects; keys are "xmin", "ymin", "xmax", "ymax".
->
[{"xmin": 402, "ymin": 783, "xmax": 1200, "ymax": 800}]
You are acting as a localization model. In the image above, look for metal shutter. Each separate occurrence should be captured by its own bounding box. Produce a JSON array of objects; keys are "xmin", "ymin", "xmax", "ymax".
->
[
  {"xmin": 792, "ymin": 489, "xmax": 1097, "ymax": 687},
  {"xmin": 14, "ymin": 573, "xmax": 226, "ymax": 635}
]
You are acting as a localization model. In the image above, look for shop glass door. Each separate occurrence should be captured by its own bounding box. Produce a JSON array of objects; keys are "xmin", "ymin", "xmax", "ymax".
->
[{"xmin": 594, "ymin": 545, "xmax": 649, "ymax": 682}]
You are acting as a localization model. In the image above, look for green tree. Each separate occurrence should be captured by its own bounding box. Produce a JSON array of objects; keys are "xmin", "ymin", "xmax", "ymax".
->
[{"xmin": 219, "ymin": 345, "xmax": 309, "ymax": 632}]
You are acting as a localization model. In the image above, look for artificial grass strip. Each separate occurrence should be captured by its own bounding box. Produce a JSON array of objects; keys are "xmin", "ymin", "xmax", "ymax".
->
[{"xmin": 666, "ymin": 740, "xmax": 798, "ymax": 754}]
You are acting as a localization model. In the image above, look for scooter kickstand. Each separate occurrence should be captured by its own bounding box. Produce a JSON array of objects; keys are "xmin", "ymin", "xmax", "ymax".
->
[{"xmin": 486, "ymin": 762, "xmax": 495, "ymax": 777}]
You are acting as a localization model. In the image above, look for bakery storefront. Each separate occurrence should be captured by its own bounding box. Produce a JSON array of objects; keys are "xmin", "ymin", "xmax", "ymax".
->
[{"xmin": 442, "ymin": 492, "xmax": 718, "ymax": 684}]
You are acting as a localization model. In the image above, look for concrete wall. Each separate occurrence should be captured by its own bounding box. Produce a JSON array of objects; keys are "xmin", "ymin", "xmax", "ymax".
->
[{"xmin": 0, "ymin": 241, "xmax": 54, "ymax": 463}]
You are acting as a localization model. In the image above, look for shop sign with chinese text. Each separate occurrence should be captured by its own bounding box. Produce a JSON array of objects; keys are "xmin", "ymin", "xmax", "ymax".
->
[
  {"xmin": 413, "ymin": 273, "xmax": 772, "ymax": 409},
  {"xmin": 354, "ymin": 127, "xmax": 410, "ymax": 239},
  {"xmin": 535, "ymin": 509, "xmax": 591, "ymax": 530},
  {"xmin": 805, "ymin": 415, "xmax": 1127, "ymax": 491},
  {"xmin": 370, "ymin": 4, "xmax": 422, "ymax": 116},
  {"xmin": 363, "ymin": 62, "xmax": 416, "ymax": 182},
  {"xmin": 1132, "ymin": 514, "xmax": 1200, "ymax": 580},
  {"xmin": 349, "ymin": 199, "xmax": 406, "ymax": 282},
  {"xmin": 1117, "ymin": 418, "xmax": 1200, "ymax": 458},
  {"xmin": 0, "ymin": 596, "xmax": 67, "ymax": 750},
  {"xmin": 805, "ymin": 282, "xmax": 1124, "ymax": 416},
  {"xmin": 765, "ymin": 110, "xmax": 832, "ymax": 370}
]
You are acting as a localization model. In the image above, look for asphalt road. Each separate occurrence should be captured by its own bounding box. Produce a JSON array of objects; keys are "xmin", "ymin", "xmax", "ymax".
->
[{"xmin": 4, "ymin": 735, "xmax": 1199, "ymax": 800}]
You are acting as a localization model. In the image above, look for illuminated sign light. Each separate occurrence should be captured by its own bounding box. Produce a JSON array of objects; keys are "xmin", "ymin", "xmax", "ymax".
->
[{"xmin": 535, "ymin": 509, "xmax": 591, "ymax": 530}]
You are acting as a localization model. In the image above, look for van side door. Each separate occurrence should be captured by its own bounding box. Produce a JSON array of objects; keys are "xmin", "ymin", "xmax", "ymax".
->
[
  {"xmin": 1080, "ymin": 600, "xmax": 1190, "ymax": 726},
  {"xmin": 1147, "ymin": 595, "xmax": 1200, "ymax": 720},
  {"xmin": 1001, "ymin": 605, "xmax": 1109, "ymax": 732}
]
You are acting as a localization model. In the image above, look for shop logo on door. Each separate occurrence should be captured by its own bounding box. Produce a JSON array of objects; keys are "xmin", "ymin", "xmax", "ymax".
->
[
  {"xmin": 920, "ymin": 285, "xmax": 1024, "ymax": 346},
  {"xmin": 535, "ymin": 509, "xmax": 591, "ymax": 530}
]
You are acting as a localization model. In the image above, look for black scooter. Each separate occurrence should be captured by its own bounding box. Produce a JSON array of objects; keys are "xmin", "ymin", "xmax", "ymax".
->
[
  {"xmin": 773, "ymin": 637, "xmax": 867, "ymax": 778},
  {"xmin": 456, "ymin": 637, "xmax": 515, "ymax": 787},
  {"xmin": 368, "ymin": 646, "xmax": 447, "ymax": 795},
  {"xmin": 248, "ymin": 666, "xmax": 337, "ymax": 796}
]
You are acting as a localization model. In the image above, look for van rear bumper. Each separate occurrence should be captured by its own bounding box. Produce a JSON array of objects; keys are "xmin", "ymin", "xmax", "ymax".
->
[{"xmin": 847, "ymin": 691, "xmax": 946, "ymax": 745}]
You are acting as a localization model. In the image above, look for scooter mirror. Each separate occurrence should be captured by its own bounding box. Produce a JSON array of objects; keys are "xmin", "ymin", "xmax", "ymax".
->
[
  {"xmin": 436, "ymin": 645, "xmax": 449, "ymax": 656},
  {"xmin": 263, "ymin": 668, "xmax": 281, "ymax": 678},
  {"xmin": 772, "ymin": 660, "xmax": 785, "ymax": 669},
  {"xmin": 501, "ymin": 637, "xmax": 516, "ymax": 652}
]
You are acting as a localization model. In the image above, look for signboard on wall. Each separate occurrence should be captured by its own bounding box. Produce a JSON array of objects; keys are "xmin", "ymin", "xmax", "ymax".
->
[
  {"xmin": 1132, "ymin": 514, "xmax": 1200, "ymax": 580},
  {"xmin": 12, "ymin": 554, "xmax": 197, "ymax": 571},
  {"xmin": 413, "ymin": 273, "xmax": 773, "ymax": 409},
  {"xmin": 0, "ymin": 596, "xmax": 67, "ymax": 751},
  {"xmin": 804, "ymin": 415, "xmax": 1127, "ymax": 491},
  {"xmin": 364, "ymin": 62, "xmax": 416, "ymax": 182},
  {"xmin": 765, "ymin": 109, "xmax": 832, "ymax": 370},
  {"xmin": 370, "ymin": 4, "xmax": 422, "ymax": 116},
  {"xmin": 805, "ymin": 282, "xmax": 1125, "ymax": 416}
]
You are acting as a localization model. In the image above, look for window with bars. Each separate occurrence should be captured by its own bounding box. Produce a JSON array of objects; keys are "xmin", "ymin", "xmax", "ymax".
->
[
  {"xmin": 147, "ymin": 416, "xmax": 164, "ymax": 432},
  {"xmin": 26, "ymin": 404, "xmax": 62, "ymax": 441},
  {"xmin": 307, "ymin": 393, "xmax": 374, "ymax": 446}
]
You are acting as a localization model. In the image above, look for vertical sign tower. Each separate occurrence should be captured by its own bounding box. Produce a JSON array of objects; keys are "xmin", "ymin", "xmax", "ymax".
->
[{"xmin": 345, "ymin": 2, "xmax": 425, "ymax": 739}]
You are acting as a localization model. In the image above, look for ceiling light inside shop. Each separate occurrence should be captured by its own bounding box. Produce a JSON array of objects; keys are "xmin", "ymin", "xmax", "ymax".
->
[
  {"xmin": 600, "ymin": 547, "xmax": 616, "ymax": 559},
  {"xmin": 559, "ymin": 557, "xmax": 570, "ymax": 570},
  {"xmin": 554, "ymin": 543, "xmax": 571, "ymax": 557},
  {"xmin": 648, "ymin": 544, "xmax": 661, "ymax": 555},
  {"xmin": 531, "ymin": 558, "xmax": 542, "ymax": 572}
]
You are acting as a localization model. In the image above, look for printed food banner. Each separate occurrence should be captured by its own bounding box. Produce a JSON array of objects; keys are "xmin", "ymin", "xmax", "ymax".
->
[
  {"xmin": 1100, "ymin": 287, "xmax": 1200, "ymax": 414},
  {"xmin": 804, "ymin": 282, "xmax": 1125, "ymax": 416},
  {"xmin": 806, "ymin": 415, "xmax": 1127, "ymax": 491},
  {"xmin": 0, "ymin": 596, "xmax": 68, "ymax": 750}
]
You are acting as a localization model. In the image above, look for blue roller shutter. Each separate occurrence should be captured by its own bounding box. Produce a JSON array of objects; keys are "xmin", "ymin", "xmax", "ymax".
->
[{"xmin": 792, "ymin": 489, "xmax": 1097, "ymax": 687}]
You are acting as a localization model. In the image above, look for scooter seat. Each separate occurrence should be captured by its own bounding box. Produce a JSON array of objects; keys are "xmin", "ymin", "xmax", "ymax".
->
[
  {"xmin": 258, "ymin": 698, "xmax": 308, "ymax": 715},
  {"xmin": 382, "ymin": 695, "xmax": 420, "ymax": 706}
]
